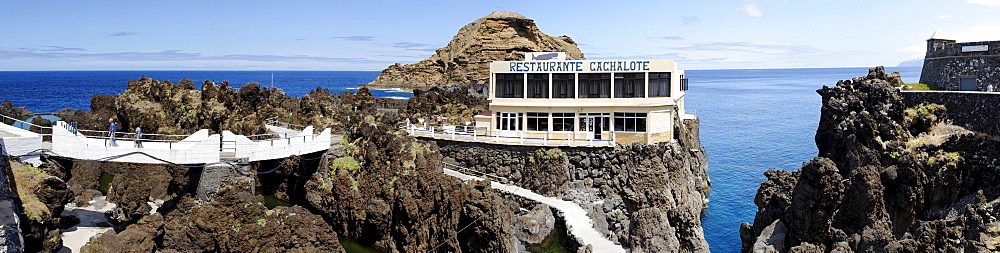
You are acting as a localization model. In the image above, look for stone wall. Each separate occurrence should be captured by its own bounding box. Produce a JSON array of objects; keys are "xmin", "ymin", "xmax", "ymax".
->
[
  {"xmin": 434, "ymin": 116, "xmax": 710, "ymax": 252},
  {"xmin": 901, "ymin": 91, "xmax": 1000, "ymax": 136},
  {"xmin": 0, "ymin": 148, "xmax": 24, "ymax": 252},
  {"xmin": 920, "ymin": 39, "xmax": 1000, "ymax": 91}
]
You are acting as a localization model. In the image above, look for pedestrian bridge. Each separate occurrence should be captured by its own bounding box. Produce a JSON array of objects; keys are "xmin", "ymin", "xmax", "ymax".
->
[{"xmin": 1, "ymin": 114, "xmax": 339, "ymax": 165}]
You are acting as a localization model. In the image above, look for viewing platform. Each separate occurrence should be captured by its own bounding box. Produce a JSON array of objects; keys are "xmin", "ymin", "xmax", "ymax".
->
[{"xmin": 0, "ymin": 113, "xmax": 338, "ymax": 165}]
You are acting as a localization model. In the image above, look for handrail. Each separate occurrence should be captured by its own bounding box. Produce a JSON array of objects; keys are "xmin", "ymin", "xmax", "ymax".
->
[
  {"xmin": 264, "ymin": 117, "xmax": 308, "ymax": 131},
  {"xmin": 442, "ymin": 161, "xmax": 508, "ymax": 183},
  {"xmin": 0, "ymin": 113, "xmax": 52, "ymax": 133}
]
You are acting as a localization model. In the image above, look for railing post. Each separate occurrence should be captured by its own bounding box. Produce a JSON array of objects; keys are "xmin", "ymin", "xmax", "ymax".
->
[{"xmin": 473, "ymin": 128, "xmax": 477, "ymax": 141}]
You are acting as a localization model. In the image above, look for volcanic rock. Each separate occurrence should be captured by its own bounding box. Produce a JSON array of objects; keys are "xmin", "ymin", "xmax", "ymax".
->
[
  {"xmin": 741, "ymin": 66, "xmax": 1000, "ymax": 252},
  {"xmin": 366, "ymin": 11, "xmax": 585, "ymax": 90}
]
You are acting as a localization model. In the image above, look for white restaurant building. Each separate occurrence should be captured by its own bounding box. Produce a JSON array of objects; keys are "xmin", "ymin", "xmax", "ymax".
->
[{"xmin": 474, "ymin": 52, "xmax": 693, "ymax": 145}]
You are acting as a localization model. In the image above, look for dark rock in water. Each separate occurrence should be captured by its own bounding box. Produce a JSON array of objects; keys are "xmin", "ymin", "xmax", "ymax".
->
[
  {"xmin": 0, "ymin": 100, "xmax": 33, "ymax": 118},
  {"xmin": 516, "ymin": 204, "xmax": 555, "ymax": 245},
  {"xmin": 742, "ymin": 66, "xmax": 1000, "ymax": 252},
  {"xmin": 158, "ymin": 180, "xmax": 343, "ymax": 252}
]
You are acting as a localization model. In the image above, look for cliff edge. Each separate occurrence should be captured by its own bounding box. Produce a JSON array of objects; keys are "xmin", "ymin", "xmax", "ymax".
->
[
  {"xmin": 740, "ymin": 67, "xmax": 1000, "ymax": 252},
  {"xmin": 365, "ymin": 11, "xmax": 585, "ymax": 90}
]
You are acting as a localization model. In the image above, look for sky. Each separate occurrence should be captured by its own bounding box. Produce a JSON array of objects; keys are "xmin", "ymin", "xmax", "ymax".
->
[{"xmin": 1, "ymin": 0, "xmax": 999, "ymax": 71}]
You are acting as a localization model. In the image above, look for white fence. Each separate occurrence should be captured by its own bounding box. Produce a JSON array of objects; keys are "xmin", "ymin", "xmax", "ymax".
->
[
  {"xmin": 52, "ymin": 121, "xmax": 221, "ymax": 164},
  {"xmin": 403, "ymin": 122, "xmax": 614, "ymax": 147}
]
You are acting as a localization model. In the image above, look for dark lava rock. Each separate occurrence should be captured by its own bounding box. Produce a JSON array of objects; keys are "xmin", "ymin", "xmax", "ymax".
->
[
  {"xmin": 515, "ymin": 204, "xmax": 555, "ymax": 244},
  {"xmin": 0, "ymin": 100, "xmax": 33, "ymax": 118},
  {"xmin": 161, "ymin": 180, "xmax": 343, "ymax": 252},
  {"xmin": 304, "ymin": 117, "xmax": 516, "ymax": 252},
  {"xmin": 742, "ymin": 66, "xmax": 1000, "ymax": 252}
]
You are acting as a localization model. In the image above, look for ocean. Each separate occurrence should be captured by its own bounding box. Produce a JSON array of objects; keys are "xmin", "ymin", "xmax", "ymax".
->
[
  {"xmin": 688, "ymin": 66, "xmax": 923, "ymax": 252},
  {"xmin": 0, "ymin": 71, "xmax": 411, "ymax": 113},
  {"xmin": 0, "ymin": 67, "xmax": 924, "ymax": 252}
]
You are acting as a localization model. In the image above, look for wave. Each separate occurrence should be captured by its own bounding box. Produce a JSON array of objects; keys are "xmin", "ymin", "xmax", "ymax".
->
[{"xmin": 385, "ymin": 96, "xmax": 410, "ymax": 100}]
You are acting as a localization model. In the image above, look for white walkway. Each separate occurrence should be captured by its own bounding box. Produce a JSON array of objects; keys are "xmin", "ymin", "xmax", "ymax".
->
[
  {"xmin": 0, "ymin": 116, "xmax": 334, "ymax": 164},
  {"xmin": 442, "ymin": 168, "xmax": 626, "ymax": 253}
]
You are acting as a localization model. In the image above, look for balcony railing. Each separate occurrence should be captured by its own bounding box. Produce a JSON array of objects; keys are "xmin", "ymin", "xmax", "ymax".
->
[{"xmin": 403, "ymin": 122, "xmax": 614, "ymax": 147}]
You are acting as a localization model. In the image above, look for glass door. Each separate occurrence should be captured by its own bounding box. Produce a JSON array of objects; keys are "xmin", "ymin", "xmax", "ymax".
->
[
  {"xmin": 498, "ymin": 112, "xmax": 521, "ymax": 137},
  {"xmin": 579, "ymin": 113, "xmax": 610, "ymax": 140}
]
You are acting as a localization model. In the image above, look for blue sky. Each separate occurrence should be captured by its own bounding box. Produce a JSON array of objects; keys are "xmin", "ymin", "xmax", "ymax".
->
[{"xmin": 1, "ymin": 0, "xmax": 998, "ymax": 70}]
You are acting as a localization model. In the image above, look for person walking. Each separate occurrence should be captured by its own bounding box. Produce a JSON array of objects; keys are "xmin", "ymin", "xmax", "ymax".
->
[
  {"xmin": 988, "ymin": 83, "xmax": 995, "ymax": 92},
  {"xmin": 108, "ymin": 118, "xmax": 117, "ymax": 147},
  {"xmin": 134, "ymin": 126, "xmax": 143, "ymax": 148}
]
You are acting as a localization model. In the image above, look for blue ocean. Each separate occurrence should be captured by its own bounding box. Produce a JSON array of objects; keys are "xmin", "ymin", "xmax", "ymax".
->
[
  {"xmin": 0, "ymin": 71, "xmax": 411, "ymax": 113},
  {"xmin": 0, "ymin": 67, "xmax": 923, "ymax": 252}
]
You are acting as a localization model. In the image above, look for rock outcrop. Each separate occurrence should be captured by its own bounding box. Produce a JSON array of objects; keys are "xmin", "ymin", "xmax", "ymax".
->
[
  {"xmin": 303, "ymin": 113, "xmax": 517, "ymax": 252},
  {"xmin": 366, "ymin": 11, "xmax": 585, "ymax": 90},
  {"xmin": 437, "ymin": 112, "xmax": 710, "ymax": 252},
  {"xmin": 62, "ymin": 76, "xmax": 386, "ymax": 136},
  {"xmin": 0, "ymin": 100, "xmax": 33, "ymax": 119},
  {"xmin": 7, "ymin": 157, "xmax": 72, "ymax": 253},
  {"xmin": 741, "ymin": 66, "xmax": 1000, "ymax": 252}
]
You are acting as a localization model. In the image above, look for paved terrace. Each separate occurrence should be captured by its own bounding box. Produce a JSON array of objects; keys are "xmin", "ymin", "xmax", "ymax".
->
[{"xmin": 1, "ymin": 114, "xmax": 339, "ymax": 164}]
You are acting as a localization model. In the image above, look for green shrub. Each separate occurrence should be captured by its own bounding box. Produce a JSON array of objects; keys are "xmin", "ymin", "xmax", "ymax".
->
[
  {"xmin": 907, "ymin": 83, "xmax": 944, "ymax": 91},
  {"xmin": 330, "ymin": 156, "xmax": 360, "ymax": 172}
]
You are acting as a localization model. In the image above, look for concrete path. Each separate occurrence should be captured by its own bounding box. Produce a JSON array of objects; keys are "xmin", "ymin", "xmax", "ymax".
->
[
  {"xmin": 443, "ymin": 168, "xmax": 626, "ymax": 253},
  {"xmin": 59, "ymin": 196, "xmax": 116, "ymax": 253}
]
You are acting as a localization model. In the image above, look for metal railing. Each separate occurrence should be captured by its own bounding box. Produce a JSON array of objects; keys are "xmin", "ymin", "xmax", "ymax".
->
[
  {"xmin": 442, "ymin": 161, "xmax": 509, "ymax": 183},
  {"xmin": 403, "ymin": 122, "xmax": 615, "ymax": 147},
  {"xmin": 0, "ymin": 113, "xmax": 53, "ymax": 140},
  {"xmin": 265, "ymin": 117, "xmax": 308, "ymax": 132},
  {"xmin": 74, "ymin": 128, "xmax": 195, "ymax": 149}
]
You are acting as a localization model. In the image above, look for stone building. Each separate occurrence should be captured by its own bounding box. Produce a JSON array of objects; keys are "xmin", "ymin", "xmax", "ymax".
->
[{"xmin": 919, "ymin": 30, "xmax": 1000, "ymax": 91}]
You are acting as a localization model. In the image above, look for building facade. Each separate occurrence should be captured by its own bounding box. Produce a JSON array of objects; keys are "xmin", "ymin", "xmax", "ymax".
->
[
  {"xmin": 920, "ymin": 30, "xmax": 1000, "ymax": 91},
  {"xmin": 478, "ymin": 55, "xmax": 692, "ymax": 144}
]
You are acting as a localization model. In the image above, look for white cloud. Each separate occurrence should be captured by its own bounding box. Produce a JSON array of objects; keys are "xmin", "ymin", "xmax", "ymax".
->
[
  {"xmin": 898, "ymin": 43, "xmax": 927, "ymax": 59},
  {"xmin": 672, "ymin": 42, "xmax": 820, "ymax": 55},
  {"xmin": 741, "ymin": 2, "xmax": 764, "ymax": 18},
  {"xmin": 948, "ymin": 25, "xmax": 1000, "ymax": 42},
  {"xmin": 968, "ymin": 0, "xmax": 1000, "ymax": 7},
  {"xmin": 937, "ymin": 15, "xmax": 952, "ymax": 19}
]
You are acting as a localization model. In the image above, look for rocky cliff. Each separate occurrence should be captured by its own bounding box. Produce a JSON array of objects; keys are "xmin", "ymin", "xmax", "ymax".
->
[
  {"xmin": 365, "ymin": 11, "xmax": 585, "ymax": 90},
  {"xmin": 741, "ymin": 67, "xmax": 1000, "ymax": 252},
  {"xmin": 437, "ymin": 112, "xmax": 711, "ymax": 252}
]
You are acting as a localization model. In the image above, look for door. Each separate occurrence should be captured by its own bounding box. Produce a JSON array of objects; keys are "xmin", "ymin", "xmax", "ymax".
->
[
  {"xmin": 581, "ymin": 114, "xmax": 609, "ymax": 140},
  {"xmin": 498, "ymin": 112, "xmax": 521, "ymax": 137},
  {"xmin": 960, "ymin": 78, "xmax": 977, "ymax": 91}
]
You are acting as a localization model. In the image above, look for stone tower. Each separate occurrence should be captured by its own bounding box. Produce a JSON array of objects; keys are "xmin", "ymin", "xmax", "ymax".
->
[{"xmin": 919, "ymin": 30, "xmax": 1000, "ymax": 91}]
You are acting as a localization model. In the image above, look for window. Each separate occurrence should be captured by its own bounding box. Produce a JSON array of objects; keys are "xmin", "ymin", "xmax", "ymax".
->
[
  {"xmin": 495, "ymin": 74, "xmax": 523, "ymax": 98},
  {"xmin": 497, "ymin": 112, "xmax": 521, "ymax": 130},
  {"xmin": 552, "ymin": 74, "xmax": 575, "ymax": 98},
  {"xmin": 552, "ymin": 113, "xmax": 575, "ymax": 131},
  {"xmin": 579, "ymin": 113, "xmax": 610, "ymax": 132},
  {"xmin": 649, "ymin": 72, "xmax": 671, "ymax": 97},
  {"xmin": 578, "ymin": 74, "xmax": 611, "ymax": 98},
  {"xmin": 527, "ymin": 74, "xmax": 549, "ymax": 98},
  {"xmin": 614, "ymin": 73, "xmax": 645, "ymax": 98},
  {"xmin": 526, "ymin": 112, "xmax": 549, "ymax": 131},
  {"xmin": 681, "ymin": 74, "xmax": 689, "ymax": 91},
  {"xmin": 614, "ymin": 113, "xmax": 647, "ymax": 132}
]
